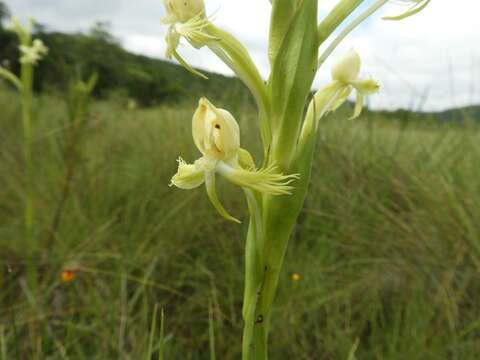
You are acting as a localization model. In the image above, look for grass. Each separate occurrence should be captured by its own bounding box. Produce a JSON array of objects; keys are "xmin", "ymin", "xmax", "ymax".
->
[{"xmin": 1, "ymin": 85, "xmax": 480, "ymax": 359}]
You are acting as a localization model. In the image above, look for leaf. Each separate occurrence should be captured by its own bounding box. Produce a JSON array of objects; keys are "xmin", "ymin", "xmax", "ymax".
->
[
  {"xmin": 208, "ymin": 300, "xmax": 216, "ymax": 360},
  {"xmin": 0, "ymin": 67, "xmax": 22, "ymax": 91},
  {"xmin": 268, "ymin": 0, "xmax": 301, "ymax": 66},
  {"xmin": 269, "ymin": 0, "xmax": 319, "ymax": 169}
]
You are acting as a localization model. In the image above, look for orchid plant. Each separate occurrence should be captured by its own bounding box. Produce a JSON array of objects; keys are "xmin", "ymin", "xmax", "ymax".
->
[
  {"xmin": 163, "ymin": 0, "xmax": 430, "ymax": 358},
  {"xmin": 0, "ymin": 17, "xmax": 48, "ymax": 287}
]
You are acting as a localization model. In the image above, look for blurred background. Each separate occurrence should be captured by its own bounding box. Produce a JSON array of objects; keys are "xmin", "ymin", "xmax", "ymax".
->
[
  {"xmin": 3, "ymin": 0, "xmax": 480, "ymax": 111},
  {"xmin": 1, "ymin": 1, "xmax": 480, "ymax": 359}
]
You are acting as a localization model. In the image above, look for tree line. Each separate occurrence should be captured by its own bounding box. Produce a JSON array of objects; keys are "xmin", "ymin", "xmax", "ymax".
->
[{"xmin": 0, "ymin": 2, "xmax": 248, "ymax": 106}]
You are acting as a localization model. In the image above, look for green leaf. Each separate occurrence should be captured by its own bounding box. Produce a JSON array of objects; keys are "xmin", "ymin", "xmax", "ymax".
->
[
  {"xmin": 158, "ymin": 308, "xmax": 165, "ymax": 360},
  {"xmin": 208, "ymin": 300, "xmax": 216, "ymax": 360},
  {"xmin": 268, "ymin": 0, "xmax": 301, "ymax": 66},
  {"xmin": 146, "ymin": 304, "xmax": 158, "ymax": 360},
  {"xmin": 269, "ymin": 0, "xmax": 318, "ymax": 170},
  {"xmin": 0, "ymin": 67, "xmax": 22, "ymax": 91}
]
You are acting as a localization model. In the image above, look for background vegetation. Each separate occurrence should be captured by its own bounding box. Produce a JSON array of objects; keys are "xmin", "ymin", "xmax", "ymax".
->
[
  {"xmin": 0, "ymin": 21, "xmax": 250, "ymax": 107},
  {"xmin": 1, "ymin": 84, "xmax": 480, "ymax": 358},
  {"xmin": 1, "ymin": 2, "xmax": 480, "ymax": 358}
]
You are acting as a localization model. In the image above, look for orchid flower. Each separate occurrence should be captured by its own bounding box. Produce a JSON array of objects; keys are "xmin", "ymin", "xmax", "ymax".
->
[
  {"xmin": 170, "ymin": 98, "xmax": 298, "ymax": 223},
  {"xmin": 161, "ymin": 0, "xmax": 270, "ymax": 130},
  {"xmin": 162, "ymin": 0, "xmax": 215, "ymax": 78},
  {"xmin": 19, "ymin": 39, "xmax": 49, "ymax": 65},
  {"xmin": 330, "ymin": 48, "xmax": 379, "ymax": 119},
  {"xmin": 299, "ymin": 49, "xmax": 379, "ymax": 145},
  {"xmin": 162, "ymin": 0, "xmax": 205, "ymax": 24},
  {"xmin": 0, "ymin": 18, "xmax": 48, "ymax": 89}
]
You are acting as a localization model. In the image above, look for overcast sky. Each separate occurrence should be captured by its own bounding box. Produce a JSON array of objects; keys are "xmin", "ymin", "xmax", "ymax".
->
[{"xmin": 4, "ymin": 0, "xmax": 480, "ymax": 111}]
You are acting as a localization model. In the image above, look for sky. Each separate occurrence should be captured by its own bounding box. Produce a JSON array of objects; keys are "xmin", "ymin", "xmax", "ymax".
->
[{"xmin": 4, "ymin": 0, "xmax": 480, "ymax": 111}]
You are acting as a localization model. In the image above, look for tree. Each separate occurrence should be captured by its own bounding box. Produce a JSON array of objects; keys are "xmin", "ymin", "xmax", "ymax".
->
[
  {"xmin": 89, "ymin": 21, "xmax": 117, "ymax": 44},
  {"xmin": 0, "ymin": 1, "xmax": 10, "ymax": 29}
]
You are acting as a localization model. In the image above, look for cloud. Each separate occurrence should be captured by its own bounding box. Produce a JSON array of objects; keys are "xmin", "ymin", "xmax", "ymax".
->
[{"xmin": 4, "ymin": 0, "xmax": 479, "ymax": 111}]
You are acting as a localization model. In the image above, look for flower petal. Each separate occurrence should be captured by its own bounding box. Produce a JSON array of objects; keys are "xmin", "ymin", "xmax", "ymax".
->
[
  {"xmin": 163, "ymin": 0, "xmax": 206, "ymax": 24},
  {"xmin": 172, "ymin": 49, "xmax": 208, "ymax": 79},
  {"xmin": 204, "ymin": 171, "xmax": 241, "ymax": 223},
  {"xmin": 351, "ymin": 78, "xmax": 380, "ymax": 95},
  {"xmin": 350, "ymin": 91, "xmax": 365, "ymax": 120},
  {"xmin": 331, "ymin": 48, "xmax": 361, "ymax": 84},
  {"xmin": 165, "ymin": 27, "xmax": 181, "ymax": 59},
  {"xmin": 170, "ymin": 157, "xmax": 205, "ymax": 189},
  {"xmin": 216, "ymin": 161, "xmax": 298, "ymax": 195},
  {"xmin": 330, "ymin": 85, "xmax": 352, "ymax": 112},
  {"xmin": 192, "ymin": 98, "xmax": 240, "ymax": 160},
  {"xmin": 238, "ymin": 148, "xmax": 256, "ymax": 170}
]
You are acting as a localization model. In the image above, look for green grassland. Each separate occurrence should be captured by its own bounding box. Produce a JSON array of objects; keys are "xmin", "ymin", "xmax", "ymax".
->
[{"xmin": 1, "ymin": 85, "xmax": 480, "ymax": 359}]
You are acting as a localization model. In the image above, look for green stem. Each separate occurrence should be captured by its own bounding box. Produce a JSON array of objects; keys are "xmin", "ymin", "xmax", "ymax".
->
[
  {"xmin": 250, "ymin": 267, "xmax": 278, "ymax": 360},
  {"xmin": 243, "ymin": 122, "xmax": 318, "ymax": 359},
  {"xmin": 21, "ymin": 62, "xmax": 35, "ymax": 286},
  {"xmin": 242, "ymin": 190, "xmax": 265, "ymax": 360}
]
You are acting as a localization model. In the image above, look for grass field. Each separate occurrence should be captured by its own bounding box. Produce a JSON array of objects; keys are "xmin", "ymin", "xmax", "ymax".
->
[{"xmin": 1, "ymin": 86, "xmax": 480, "ymax": 359}]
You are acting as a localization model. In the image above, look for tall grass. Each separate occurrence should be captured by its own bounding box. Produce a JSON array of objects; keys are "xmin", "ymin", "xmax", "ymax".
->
[{"xmin": 1, "ymin": 86, "xmax": 479, "ymax": 359}]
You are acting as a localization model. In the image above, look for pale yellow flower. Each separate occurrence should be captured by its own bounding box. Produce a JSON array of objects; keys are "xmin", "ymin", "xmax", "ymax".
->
[
  {"xmin": 162, "ymin": 0, "xmax": 214, "ymax": 78},
  {"xmin": 19, "ymin": 39, "xmax": 48, "ymax": 65},
  {"xmin": 162, "ymin": 0, "xmax": 205, "ymax": 24},
  {"xmin": 330, "ymin": 48, "xmax": 379, "ymax": 119},
  {"xmin": 170, "ymin": 98, "xmax": 298, "ymax": 222},
  {"xmin": 291, "ymin": 273, "xmax": 301, "ymax": 282}
]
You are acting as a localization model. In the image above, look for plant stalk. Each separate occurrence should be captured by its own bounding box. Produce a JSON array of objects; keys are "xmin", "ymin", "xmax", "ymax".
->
[{"xmin": 20, "ymin": 62, "xmax": 36, "ymax": 288}]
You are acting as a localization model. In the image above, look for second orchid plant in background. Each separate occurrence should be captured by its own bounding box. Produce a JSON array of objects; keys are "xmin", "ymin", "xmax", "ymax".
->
[
  {"xmin": 0, "ymin": 18, "xmax": 48, "ymax": 288},
  {"xmin": 164, "ymin": 0, "xmax": 430, "ymax": 358}
]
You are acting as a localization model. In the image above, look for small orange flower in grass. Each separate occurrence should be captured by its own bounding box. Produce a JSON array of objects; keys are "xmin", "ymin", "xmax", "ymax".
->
[
  {"xmin": 61, "ymin": 265, "xmax": 85, "ymax": 283},
  {"xmin": 61, "ymin": 270, "xmax": 75, "ymax": 283},
  {"xmin": 291, "ymin": 273, "xmax": 301, "ymax": 282}
]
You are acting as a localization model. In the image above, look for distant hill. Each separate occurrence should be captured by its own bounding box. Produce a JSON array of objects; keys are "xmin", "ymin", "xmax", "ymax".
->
[
  {"xmin": 432, "ymin": 106, "xmax": 480, "ymax": 122},
  {"xmin": 0, "ymin": 27, "xmax": 251, "ymax": 107},
  {"xmin": 0, "ymin": 27, "xmax": 478, "ymax": 120},
  {"xmin": 374, "ymin": 106, "xmax": 480, "ymax": 122}
]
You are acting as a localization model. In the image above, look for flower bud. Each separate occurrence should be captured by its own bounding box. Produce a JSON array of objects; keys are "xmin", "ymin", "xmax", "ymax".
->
[
  {"xmin": 163, "ymin": 0, "xmax": 205, "ymax": 24},
  {"xmin": 331, "ymin": 48, "xmax": 361, "ymax": 84}
]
